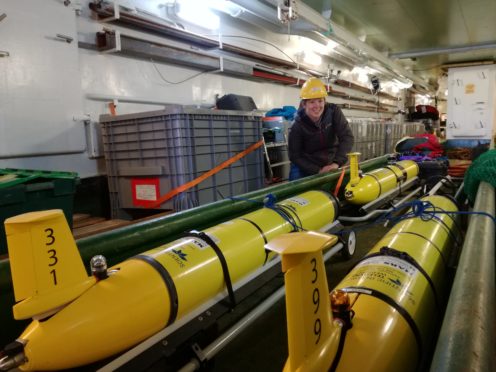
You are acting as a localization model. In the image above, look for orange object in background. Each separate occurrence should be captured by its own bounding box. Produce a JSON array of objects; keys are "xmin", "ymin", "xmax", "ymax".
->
[{"xmin": 448, "ymin": 159, "xmax": 471, "ymax": 177}]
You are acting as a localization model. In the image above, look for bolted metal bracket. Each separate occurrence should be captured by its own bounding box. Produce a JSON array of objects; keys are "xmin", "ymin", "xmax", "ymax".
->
[
  {"xmin": 191, "ymin": 343, "xmax": 206, "ymax": 363},
  {"xmin": 56, "ymin": 33, "xmax": 74, "ymax": 43}
]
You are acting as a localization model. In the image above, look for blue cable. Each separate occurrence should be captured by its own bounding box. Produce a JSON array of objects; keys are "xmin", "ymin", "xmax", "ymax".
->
[
  {"xmin": 228, "ymin": 194, "xmax": 495, "ymax": 239},
  {"xmin": 337, "ymin": 199, "xmax": 496, "ymax": 243},
  {"xmin": 229, "ymin": 193, "xmax": 303, "ymax": 231}
]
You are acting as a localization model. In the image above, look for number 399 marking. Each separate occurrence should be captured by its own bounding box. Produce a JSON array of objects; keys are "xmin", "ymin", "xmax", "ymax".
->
[
  {"xmin": 310, "ymin": 258, "xmax": 321, "ymax": 344},
  {"xmin": 45, "ymin": 228, "xmax": 58, "ymax": 285}
]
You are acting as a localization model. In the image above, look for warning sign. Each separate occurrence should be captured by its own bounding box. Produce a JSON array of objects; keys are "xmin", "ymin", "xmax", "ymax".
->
[
  {"xmin": 131, "ymin": 178, "xmax": 160, "ymax": 207},
  {"xmin": 136, "ymin": 184, "xmax": 157, "ymax": 201}
]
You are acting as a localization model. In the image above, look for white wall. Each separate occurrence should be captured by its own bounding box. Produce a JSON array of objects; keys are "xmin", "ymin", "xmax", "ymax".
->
[
  {"xmin": 0, "ymin": 0, "xmax": 406, "ymax": 178},
  {"xmin": 446, "ymin": 65, "xmax": 496, "ymax": 140}
]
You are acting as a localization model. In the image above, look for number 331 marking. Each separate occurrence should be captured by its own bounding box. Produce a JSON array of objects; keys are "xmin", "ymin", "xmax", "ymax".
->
[{"xmin": 45, "ymin": 228, "xmax": 58, "ymax": 285}]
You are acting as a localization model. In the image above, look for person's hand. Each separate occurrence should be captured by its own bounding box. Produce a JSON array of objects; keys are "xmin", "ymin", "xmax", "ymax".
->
[{"xmin": 319, "ymin": 163, "xmax": 339, "ymax": 173}]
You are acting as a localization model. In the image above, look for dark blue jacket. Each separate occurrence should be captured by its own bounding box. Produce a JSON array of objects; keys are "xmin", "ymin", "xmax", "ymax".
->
[{"xmin": 288, "ymin": 103, "xmax": 354, "ymax": 175}]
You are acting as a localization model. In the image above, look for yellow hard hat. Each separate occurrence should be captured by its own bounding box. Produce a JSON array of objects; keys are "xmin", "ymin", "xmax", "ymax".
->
[{"xmin": 300, "ymin": 78, "xmax": 328, "ymax": 99}]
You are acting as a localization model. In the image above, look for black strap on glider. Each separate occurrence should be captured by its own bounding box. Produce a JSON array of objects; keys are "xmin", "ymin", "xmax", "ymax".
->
[{"xmin": 185, "ymin": 230, "xmax": 236, "ymax": 308}]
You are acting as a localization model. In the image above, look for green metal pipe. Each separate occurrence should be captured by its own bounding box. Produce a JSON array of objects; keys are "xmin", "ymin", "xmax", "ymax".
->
[
  {"xmin": 0, "ymin": 155, "xmax": 388, "ymax": 348},
  {"xmin": 430, "ymin": 181, "xmax": 495, "ymax": 371},
  {"xmin": 1, "ymin": 154, "xmax": 388, "ymax": 291},
  {"xmin": 79, "ymin": 155, "xmax": 387, "ymax": 262}
]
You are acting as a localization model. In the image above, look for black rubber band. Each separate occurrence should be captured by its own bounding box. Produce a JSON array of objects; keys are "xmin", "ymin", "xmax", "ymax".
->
[
  {"xmin": 361, "ymin": 246, "xmax": 440, "ymax": 312},
  {"xmin": 393, "ymin": 162, "xmax": 408, "ymax": 178},
  {"xmin": 385, "ymin": 165, "xmax": 406, "ymax": 182},
  {"xmin": 328, "ymin": 322, "xmax": 349, "ymax": 372},
  {"xmin": 394, "ymin": 213, "xmax": 462, "ymax": 249},
  {"xmin": 237, "ymin": 218, "xmax": 268, "ymax": 244},
  {"xmin": 185, "ymin": 231, "xmax": 236, "ymax": 308},
  {"xmin": 341, "ymin": 286, "xmax": 423, "ymax": 371},
  {"xmin": 279, "ymin": 204, "xmax": 303, "ymax": 229},
  {"xmin": 429, "ymin": 208, "xmax": 464, "ymax": 245},
  {"xmin": 133, "ymin": 254, "xmax": 179, "ymax": 326},
  {"xmin": 238, "ymin": 217, "xmax": 271, "ymax": 265},
  {"xmin": 387, "ymin": 231, "xmax": 448, "ymax": 267},
  {"xmin": 271, "ymin": 205, "xmax": 299, "ymax": 231},
  {"xmin": 422, "ymin": 213, "xmax": 463, "ymax": 247}
]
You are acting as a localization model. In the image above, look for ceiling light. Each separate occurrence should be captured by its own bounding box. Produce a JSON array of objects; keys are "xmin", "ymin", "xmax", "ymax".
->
[
  {"xmin": 383, "ymin": 81, "xmax": 401, "ymax": 93},
  {"xmin": 357, "ymin": 73, "xmax": 369, "ymax": 84},
  {"xmin": 351, "ymin": 66, "xmax": 376, "ymax": 84},
  {"xmin": 302, "ymin": 51, "xmax": 322, "ymax": 66},
  {"xmin": 418, "ymin": 94, "xmax": 431, "ymax": 105},
  {"xmin": 174, "ymin": 0, "xmax": 220, "ymax": 30},
  {"xmin": 326, "ymin": 39, "xmax": 339, "ymax": 50},
  {"xmin": 208, "ymin": 0, "xmax": 244, "ymax": 17}
]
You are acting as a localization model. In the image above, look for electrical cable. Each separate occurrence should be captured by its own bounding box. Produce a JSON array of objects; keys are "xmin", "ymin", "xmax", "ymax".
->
[
  {"xmin": 151, "ymin": 58, "xmax": 217, "ymax": 84},
  {"xmin": 337, "ymin": 199, "xmax": 494, "ymax": 248},
  {"xmin": 229, "ymin": 194, "xmax": 304, "ymax": 232},
  {"xmin": 203, "ymin": 34, "xmax": 298, "ymax": 64}
]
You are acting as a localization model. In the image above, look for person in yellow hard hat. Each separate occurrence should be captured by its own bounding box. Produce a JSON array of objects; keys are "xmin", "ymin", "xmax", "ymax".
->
[{"xmin": 288, "ymin": 78, "xmax": 354, "ymax": 180}]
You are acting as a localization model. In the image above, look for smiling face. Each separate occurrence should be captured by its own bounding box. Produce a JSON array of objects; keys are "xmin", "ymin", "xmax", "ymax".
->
[{"xmin": 302, "ymin": 98, "xmax": 325, "ymax": 123}]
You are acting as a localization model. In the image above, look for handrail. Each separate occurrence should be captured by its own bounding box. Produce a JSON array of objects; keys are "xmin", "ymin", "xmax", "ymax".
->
[{"xmin": 430, "ymin": 181, "xmax": 495, "ymax": 371}]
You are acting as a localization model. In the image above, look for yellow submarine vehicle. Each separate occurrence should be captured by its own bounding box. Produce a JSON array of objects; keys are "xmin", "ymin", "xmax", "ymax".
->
[
  {"xmin": 0, "ymin": 190, "xmax": 338, "ymax": 371},
  {"xmin": 267, "ymin": 194, "xmax": 460, "ymax": 372},
  {"xmin": 344, "ymin": 152, "xmax": 419, "ymax": 205}
]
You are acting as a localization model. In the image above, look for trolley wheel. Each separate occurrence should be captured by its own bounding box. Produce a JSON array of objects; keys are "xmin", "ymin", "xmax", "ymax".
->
[{"xmin": 340, "ymin": 230, "xmax": 356, "ymax": 259}]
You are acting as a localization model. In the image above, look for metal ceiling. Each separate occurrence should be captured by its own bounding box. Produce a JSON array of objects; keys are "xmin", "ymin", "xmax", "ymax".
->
[
  {"xmin": 230, "ymin": 0, "xmax": 430, "ymax": 90},
  {"xmin": 303, "ymin": 0, "xmax": 496, "ymax": 88}
]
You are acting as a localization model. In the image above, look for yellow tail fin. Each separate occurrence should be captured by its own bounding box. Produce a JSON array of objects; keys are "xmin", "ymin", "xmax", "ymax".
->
[
  {"xmin": 266, "ymin": 231, "xmax": 341, "ymax": 372},
  {"xmin": 5, "ymin": 209, "xmax": 95, "ymax": 320},
  {"xmin": 348, "ymin": 152, "xmax": 361, "ymax": 186}
]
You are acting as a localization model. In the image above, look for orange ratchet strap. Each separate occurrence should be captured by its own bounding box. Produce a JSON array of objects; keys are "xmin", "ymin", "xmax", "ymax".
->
[
  {"xmin": 333, "ymin": 166, "xmax": 347, "ymax": 197},
  {"xmin": 148, "ymin": 140, "xmax": 264, "ymax": 209}
]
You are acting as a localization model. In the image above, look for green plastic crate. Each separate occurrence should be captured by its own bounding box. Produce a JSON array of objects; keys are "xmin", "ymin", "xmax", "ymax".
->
[{"xmin": 0, "ymin": 168, "xmax": 79, "ymax": 256}]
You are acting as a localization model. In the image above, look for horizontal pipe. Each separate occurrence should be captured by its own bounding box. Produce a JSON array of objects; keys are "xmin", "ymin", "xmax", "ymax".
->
[
  {"xmin": 0, "ymin": 148, "xmax": 86, "ymax": 159},
  {"xmin": 0, "ymin": 155, "xmax": 389, "ymax": 294},
  {"xmin": 339, "ymin": 186, "xmax": 422, "ymax": 222},
  {"xmin": 120, "ymin": 244, "xmax": 343, "ymax": 372},
  {"xmin": 430, "ymin": 181, "xmax": 495, "ymax": 372},
  {"xmin": 390, "ymin": 41, "xmax": 496, "ymax": 59},
  {"xmin": 177, "ymin": 286, "xmax": 287, "ymax": 372},
  {"xmin": 0, "ymin": 156, "xmax": 387, "ymax": 351},
  {"xmin": 86, "ymin": 93, "xmax": 186, "ymax": 106},
  {"xmin": 97, "ymin": 244, "xmax": 288, "ymax": 372},
  {"xmin": 360, "ymin": 177, "xmax": 419, "ymax": 213}
]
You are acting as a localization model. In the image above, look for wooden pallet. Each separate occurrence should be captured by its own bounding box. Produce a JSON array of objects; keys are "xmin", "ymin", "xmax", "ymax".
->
[
  {"xmin": 73, "ymin": 214, "xmax": 131, "ymax": 239},
  {"xmin": 72, "ymin": 210, "xmax": 175, "ymax": 240}
]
